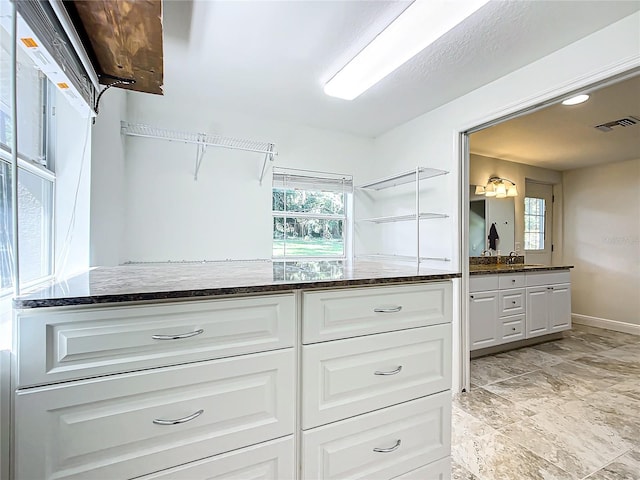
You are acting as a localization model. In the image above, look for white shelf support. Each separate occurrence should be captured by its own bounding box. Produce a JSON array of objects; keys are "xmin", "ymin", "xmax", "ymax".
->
[{"xmin": 121, "ymin": 122, "xmax": 277, "ymax": 183}]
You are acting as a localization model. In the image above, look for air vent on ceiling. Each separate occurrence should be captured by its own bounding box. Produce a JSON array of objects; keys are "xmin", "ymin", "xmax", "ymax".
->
[{"xmin": 594, "ymin": 116, "xmax": 640, "ymax": 132}]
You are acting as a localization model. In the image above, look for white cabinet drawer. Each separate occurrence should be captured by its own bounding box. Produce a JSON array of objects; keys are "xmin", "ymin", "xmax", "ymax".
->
[
  {"xmin": 498, "ymin": 288, "xmax": 525, "ymax": 317},
  {"xmin": 302, "ymin": 282, "xmax": 452, "ymax": 344},
  {"xmin": 302, "ymin": 392, "xmax": 451, "ymax": 480},
  {"xmin": 138, "ymin": 436, "xmax": 295, "ymax": 480},
  {"xmin": 525, "ymin": 270, "xmax": 570, "ymax": 287},
  {"xmin": 392, "ymin": 456, "xmax": 451, "ymax": 479},
  {"xmin": 302, "ymin": 325, "xmax": 451, "ymax": 429},
  {"xmin": 501, "ymin": 315, "xmax": 525, "ymax": 343},
  {"xmin": 14, "ymin": 349, "xmax": 295, "ymax": 480},
  {"xmin": 469, "ymin": 275, "xmax": 499, "ymax": 293},
  {"xmin": 498, "ymin": 273, "xmax": 525, "ymax": 289},
  {"xmin": 16, "ymin": 293, "xmax": 295, "ymax": 387}
]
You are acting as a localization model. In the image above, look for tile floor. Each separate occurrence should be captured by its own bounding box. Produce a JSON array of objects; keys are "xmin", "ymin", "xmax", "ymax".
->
[{"xmin": 452, "ymin": 324, "xmax": 640, "ymax": 480}]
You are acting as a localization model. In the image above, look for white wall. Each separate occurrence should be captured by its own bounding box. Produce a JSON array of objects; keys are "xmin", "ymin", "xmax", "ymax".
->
[
  {"xmin": 90, "ymin": 89, "xmax": 127, "ymax": 266},
  {"xmin": 470, "ymin": 154, "xmax": 563, "ymax": 259},
  {"xmin": 371, "ymin": 12, "xmax": 640, "ymax": 391},
  {"xmin": 563, "ymin": 158, "xmax": 640, "ymax": 327},
  {"xmin": 54, "ymin": 90, "xmax": 92, "ymax": 279},
  {"xmin": 119, "ymin": 93, "xmax": 375, "ymax": 263},
  {"xmin": 0, "ymin": 350, "xmax": 8, "ymax": 480}
]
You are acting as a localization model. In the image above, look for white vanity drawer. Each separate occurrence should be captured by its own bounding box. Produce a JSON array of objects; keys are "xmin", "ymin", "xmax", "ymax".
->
[
  {"xmin": 526, "ymin": 270, "xmax": 570, "ymax": 287},
  {"xmin": 469, "ymin": 275, "xmax": 499, "ymax": 293},
  {"xmin": 14, "ymin": 349, "xmax": 295, "ymax": 480},
  {"xmin": 301, "ymin": 324, "xmax": 451, "ymax": 429},
  {"xmin": 501, "ymin": 315, "xmax": 525, "ymax": 342},
  {"xmin": 302, "ymin": 392, "xmax": 451, "ymax": 480},
  {"xmin": 302, "ymin": 282, "xmax": 452, "ymax": 344},
  {"xmin": 499, "ymin": 273, "xmax": 525, "ymax": 289},
  {"xmin": 498, "ymin": 288, "xmax": 525, "ymax": 317},
  {"xmin": 138, "ymin": 436, "xmax": 295, "ymax": 480},
  {"xmin": 16, "ymin": 293, "xmax": 295, "ymax": 387},
  {"xmin": 392, "ymin": 456, "xmax": 451, "ymax": 479}
]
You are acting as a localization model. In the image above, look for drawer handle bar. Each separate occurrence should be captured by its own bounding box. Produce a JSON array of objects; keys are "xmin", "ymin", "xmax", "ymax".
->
[
  {"xmin": 375, "ymin": 366, "xmax": 403, "ymax": 376},
  {"xmin": 373, "ymin": 439, "xmax": 402, "ymax": 453},
  {"xmin": 153, "ymin": 409, "xmax": 204, "ymax": 425},
  {"xmin": 152, "ymin": 329, "xmax": 204, "ymax": 340},
  {"xmin": 373, "ymin": 306, "xmax": 402, "ymax": 314}
]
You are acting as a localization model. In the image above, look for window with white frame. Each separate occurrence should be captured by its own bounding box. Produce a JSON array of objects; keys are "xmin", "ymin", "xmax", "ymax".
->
[
  {"xmin": 0, "ymin": 15, "xmax": 54, "ymax": 293},
  {"xmin": 524, "ymin": 196, "xmax": 545, "ymax": 250},
  {"xmin": 272, "ymin": 169, "xmax": 353, "ymax": 259}
]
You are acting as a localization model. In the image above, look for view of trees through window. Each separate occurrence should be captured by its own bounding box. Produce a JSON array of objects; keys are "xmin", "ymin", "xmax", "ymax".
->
[{"xmin": 272, "ymin": 188, "xmax": 346, "ymax": 257}]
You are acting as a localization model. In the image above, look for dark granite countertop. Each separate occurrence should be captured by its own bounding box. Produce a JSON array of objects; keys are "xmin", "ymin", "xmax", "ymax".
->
[
  {"xmin": 469, "ymin": 264, "xmax": 573, "ymax": 275},
  {"xmin": 14, "ymin": 260, "xmax": 461, "ymax": 309}
]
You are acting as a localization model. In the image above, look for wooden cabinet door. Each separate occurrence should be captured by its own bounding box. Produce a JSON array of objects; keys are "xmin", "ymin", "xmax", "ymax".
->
[
  {"xmin": 526, "ymin": 286, "xmax": 550, "ymax": 337},
  {"xmin": 469, "ymin": 291, "xmax": 499, "ymax": 350},
  {"xmin": 549, "ymin": 283, "xmax": 572, "ymax": 332}
]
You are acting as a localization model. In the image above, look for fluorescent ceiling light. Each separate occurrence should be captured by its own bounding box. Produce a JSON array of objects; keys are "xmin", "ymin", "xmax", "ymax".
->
[
  {"xmin": 324, "ymin": 0, "xmax": 490, "ymax": 100},
  {"xmin": 561, "ymin": 94, "xmax": 590, "ymax": 106}
]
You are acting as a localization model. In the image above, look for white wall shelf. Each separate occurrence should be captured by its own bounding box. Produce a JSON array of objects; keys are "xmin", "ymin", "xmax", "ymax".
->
[
  {"xmin": 120, "ymin": 121, "xmax": 277, "ymax": 182},
  {"xmin": 358, "ymin": 167, "xmax": 448, "ymax": 190},
  {"xmin": 356, "ymin": 166, "xmax": 450, "ymax": 266}
]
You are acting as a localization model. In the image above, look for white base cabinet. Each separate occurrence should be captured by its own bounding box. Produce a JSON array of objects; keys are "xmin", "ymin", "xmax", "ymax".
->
[
  {"xmin": 13, "ymin": 282, "xmax": 453, "ymax": 480},
  {"xmin": 470, "ymin": 270, "xmax": 571, "ymax": 351}
]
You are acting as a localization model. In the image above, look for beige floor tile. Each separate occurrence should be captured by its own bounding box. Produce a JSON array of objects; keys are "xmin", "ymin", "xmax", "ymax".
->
[
  {"xmin": 454, "ymin": 387, "xmax": 536, "ymax": 429},
  {"xmin": 469, "ymin": 354, "xmax": 536, "ymax": 386},
  {"xmin": 585, "ymin": 449, "xmax": 640, "ymax": 480}
]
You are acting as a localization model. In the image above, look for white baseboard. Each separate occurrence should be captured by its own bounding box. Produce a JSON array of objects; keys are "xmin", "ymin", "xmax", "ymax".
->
[{"xmin": 572, "ymin": 314, "xmax": 640, "ymax": 336}]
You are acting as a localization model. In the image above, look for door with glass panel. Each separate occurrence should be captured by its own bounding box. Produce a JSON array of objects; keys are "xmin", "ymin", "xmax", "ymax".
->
[{"xmin": 524, "ymin": 181, "xmax": 553, "ymax": 265}]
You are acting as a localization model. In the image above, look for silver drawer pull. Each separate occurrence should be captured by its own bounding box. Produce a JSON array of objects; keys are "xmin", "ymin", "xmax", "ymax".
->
[
  {"xmin": 375, "ymin": 366, "xmax": 403, "ymax": 376},
  {"xmin": 373, "ymin": 439, "xmax": 401, "ymax": 453},
  {"xmin": 373, "ymin": 306, "xmax": 402, "ymax": 314},
  {"xmin": 152, "ymin": 329, "xmax": 204, "ymax": 340},
  {"xmin": 153, "ymin": 409, "xmax": 204, "ymax": 426}
]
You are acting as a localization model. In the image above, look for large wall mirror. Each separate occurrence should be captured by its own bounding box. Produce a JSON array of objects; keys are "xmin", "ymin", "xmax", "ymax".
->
[{"xmin": 469, "ymin": 189, "xmax": 515, "ymax": 256}]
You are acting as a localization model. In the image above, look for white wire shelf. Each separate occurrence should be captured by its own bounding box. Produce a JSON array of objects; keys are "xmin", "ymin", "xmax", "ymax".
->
[
  {"xmin": 358, "ymin": 167, "xmax": 448, "ymax": 190},
  {"xmin": 359, "ymin": 213, "xmax": 449, "ymax": 223},
  {"xmin": 120, "ymin": 121, "xmax": 277, "ymax": 182}
]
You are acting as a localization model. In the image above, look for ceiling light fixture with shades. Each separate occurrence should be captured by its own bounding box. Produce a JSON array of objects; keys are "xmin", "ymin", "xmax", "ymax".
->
[
  {"xmin": 475, "ymin": 177, "xmax": 518, "ymax": 198},
  {"xmin": 323, "ymin": 0, "xmax": 490, "ymax": 100}
]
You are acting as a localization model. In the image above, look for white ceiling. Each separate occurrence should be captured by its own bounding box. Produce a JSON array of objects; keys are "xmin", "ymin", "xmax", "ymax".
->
[
  {"xmin": 161, "ymin": 0, "xmax": 640, "ymax": 138},
  {"xmin": 470, "ymin": 74, "xmax": 640, "ymax": 171}
]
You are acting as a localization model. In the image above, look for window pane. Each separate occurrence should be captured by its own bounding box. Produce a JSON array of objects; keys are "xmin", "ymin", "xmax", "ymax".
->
[
  {"xmin": 273, "ymin": 217, "xmax": 344, "ymax": 257},
  {"xmin": 272, "ymin": 188, "xmax": 344, "ymax": 215},
  {"xmin": 524, "ymin": 197, "xmax": 545, "ymax": 250},
  {"xmin": 0, "ymin": 162, "xmax": 53, "ymax": 290}
]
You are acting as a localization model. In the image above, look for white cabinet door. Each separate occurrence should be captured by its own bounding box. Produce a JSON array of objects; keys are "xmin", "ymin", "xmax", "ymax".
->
[
  {"xmin": 14, "ymin": 349, "xmax": 295, "ymax": 480},
  {"xmin": 469, "ymin": 291, "xmax": 499, "ymax": 350},
  {"xmin": 302, "ymin": 392, "xmax": 451, "ymax": 480},
  {"xmin": 17, "ymin": 294, "xmax": 296, "ymax": 387},
  {"xmin": 138, "ymin": 436, "xmax": 295, "ymax": 480},
  {"xmin": 549, "ymin": 283, "xmax": 571, "ymax": 332},
  {"xmin": 526, "ymin": 286, "xmax": 550, "ymax": 338},
  {"xmin": 302, "ymin": 325, "xmax": 451, "ymax": 429},
  {"xmin": 392, "ymin": 456, "xmax": 451, "ymax": 479},
  {"xmin": 302, "ymin": 282, "xmax": 452, "ymax": 343}
]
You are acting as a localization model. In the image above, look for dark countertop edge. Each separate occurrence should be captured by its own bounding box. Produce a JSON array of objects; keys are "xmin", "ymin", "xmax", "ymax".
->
[
  {"xmin": 469, "ymin": 265, "xmax": 574, "ymax": 276},
  {"xmin": 14, "ymin": 272, "xmax": 462, "ymax": 309}
]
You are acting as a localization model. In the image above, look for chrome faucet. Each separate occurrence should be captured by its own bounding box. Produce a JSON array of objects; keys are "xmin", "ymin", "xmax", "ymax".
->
[
  {"xmin": 507, "ymin": 251, "xmax": 518, "ymax": 265},
  {"xmin": 481, "ymin": 250, "xmax": 492, "ymax": 257}
]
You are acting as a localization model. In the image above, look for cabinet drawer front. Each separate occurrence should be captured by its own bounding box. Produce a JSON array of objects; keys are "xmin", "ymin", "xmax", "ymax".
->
[
  {"xmin": 14, "ymin": 349, "xmax": 295, "ymax": 480},
  {"xmin": 498, "ymin": 289, "xmax": 525, "ymax": 317},
  {"xmin": 500, "ymin": 315, "xmax": 525, "ymax": 343},
  {"xmin": 302, "ymin": 325, "xmax": 451, "ymax": 429},
  {"xmin": 498, "ymin": 273, "xmax": 525, "ymax": 289},
  {"xmin": 17, "ymin": 294, "xmax": 295, "ymax": 387},
  {"xmin": 302, "ymin": 392, "xmax": 451, "ymax": 480},
  {"xmin": 139, "ymin": 436, "xmax": 295, "ymax": 480},
  {"xmin": 525, "ymin": 270, "xmax": 570, "ymax": 287},
  {"xmin": 302, "ymin": 282, "xmax": 452, "ymax": 344},
  {"xmin": 392, "ymin": 456, "xmax": 451, "ymax": 479},
  {"xmin": 469, "ymin": 275, "xmax": 499, "ymax": 293}
]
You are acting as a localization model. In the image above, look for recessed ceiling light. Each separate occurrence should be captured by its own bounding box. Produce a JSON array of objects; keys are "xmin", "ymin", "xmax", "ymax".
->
[
  {"xmin": 561, "ymin": 94, "xmax": 590, "ymax": 106},
  {"xmin": 324, "ymin": 0, "xmax": 490, "ymax": 100}
]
